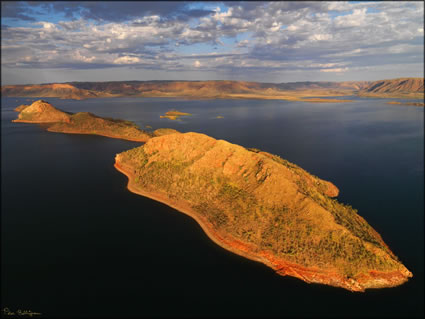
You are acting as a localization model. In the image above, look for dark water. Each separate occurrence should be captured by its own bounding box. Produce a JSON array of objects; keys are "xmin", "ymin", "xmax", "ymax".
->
[{"xmin": 1, "ymin": 96, "xmax": 423, "ymax": 318}]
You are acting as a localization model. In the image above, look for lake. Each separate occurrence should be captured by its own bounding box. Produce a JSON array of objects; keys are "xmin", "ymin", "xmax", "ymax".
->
[{"xmin": 1, "ymin": 96, "xmax": 423, "ymax": 317}]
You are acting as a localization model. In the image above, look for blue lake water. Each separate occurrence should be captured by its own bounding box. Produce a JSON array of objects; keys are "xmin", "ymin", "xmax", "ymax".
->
[{"xmin": 1, "ymin": 96, "xmax": 424, "ymax": 317}]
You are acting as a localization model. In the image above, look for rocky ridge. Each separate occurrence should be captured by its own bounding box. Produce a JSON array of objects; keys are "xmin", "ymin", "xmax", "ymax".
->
[
  {"xmin": 115, "ymin": 132, "xmax": 412, "ymax": 292},
  {"xmin": 3, "ymin": 78, "xmax": 422, "ymax": 101}
]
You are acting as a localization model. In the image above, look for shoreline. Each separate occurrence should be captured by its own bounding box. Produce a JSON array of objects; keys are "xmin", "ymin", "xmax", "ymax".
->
[
  {"xmin": 114, "ymin": 160, "xmax": 377, "ymax": 292},
  {"xmin": 47, "ymin": 128, "xmax": 150, "ymax": 142},
  {"xmin": 113, "ymin": 162, "xmax": 269, "ymax": 266},
  {"xmin": 6, "ymin": 94, "xmax": 356, "ymax": 103},
  {"xmin": 114, "ymin": 158, "xmax": 412, "ymax": 292},
  {"xmin": 12, "ymin": 119, "xmax": 150, "ymax": 142},
  {"xmin": 7, "ymin": 92, "xmax": 423, "ymax": 102}
]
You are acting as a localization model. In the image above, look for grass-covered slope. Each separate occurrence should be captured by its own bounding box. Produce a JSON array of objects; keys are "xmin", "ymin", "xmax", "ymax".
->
[{"xmin": 115, "ymin": 132, "xmax": 412, "ymax": 291}]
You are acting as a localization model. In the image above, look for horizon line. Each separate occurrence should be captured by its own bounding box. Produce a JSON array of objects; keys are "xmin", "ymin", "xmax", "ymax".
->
[{"xmin": 3, "ymin": 77, "xmax": 424, "ymax": 87}]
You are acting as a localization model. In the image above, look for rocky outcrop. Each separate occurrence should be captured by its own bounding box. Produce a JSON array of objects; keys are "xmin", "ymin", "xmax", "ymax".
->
[
  {"xmin": 13, "ymin": 100, "xmax": 151, "ymax": 142},
  {"xmin": 115, "ymin": 132, "xmax": 412, "ymax": 291},
  {"xmin": 12, "ymin": 100, "xmax": 71, "ymax": 123}
]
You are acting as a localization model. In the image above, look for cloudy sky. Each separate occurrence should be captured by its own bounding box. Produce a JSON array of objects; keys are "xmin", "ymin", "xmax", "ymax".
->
[{"xmin": 1, "ymin": 1, "xmax": 424, "ymax": 85}]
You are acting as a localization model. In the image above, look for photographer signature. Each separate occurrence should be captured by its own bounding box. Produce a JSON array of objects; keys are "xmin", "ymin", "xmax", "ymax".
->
[{"xmin": 2, "ymin": 308, "xmax": 41, "ymax": 317}]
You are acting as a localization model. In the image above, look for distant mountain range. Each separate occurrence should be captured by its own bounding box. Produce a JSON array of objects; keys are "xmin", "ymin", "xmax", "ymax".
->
[{"xmin": 2, "ymin": 78, "xmax": 423, "ymax": 100}]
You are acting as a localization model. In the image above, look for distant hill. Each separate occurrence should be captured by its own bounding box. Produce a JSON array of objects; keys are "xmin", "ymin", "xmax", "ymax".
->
[
  {"xmin": 3, "ymin": 83, "xmax": 108, "ymax": 100},
  {"xmin": 358, "ymin": 78, "xmax": 424, "ymax": 98},
  {"xmin": 2, "ymin": 78, "xmax": 423, "ymax": 100}
]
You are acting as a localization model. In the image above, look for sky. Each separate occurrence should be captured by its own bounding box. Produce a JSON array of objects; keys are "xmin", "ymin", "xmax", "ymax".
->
[{"xmin": 1, "ymin": 1, "xmax": 424, "ymax": 85}]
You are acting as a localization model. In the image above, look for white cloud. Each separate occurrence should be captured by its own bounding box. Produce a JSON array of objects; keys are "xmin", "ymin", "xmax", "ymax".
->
[
  {"xmin": 113, "ymin": 56, "xmax": 141, "ymax": 64},
  {"xmin": 308, "ymin": 33, "xmax": 332, "ymax": 41},
  {"xmin": 237, "ymin": 39, "xmax": 249, "ymax": 48},
  {"xmin": 37, "ymin": 21, "xmax": 56, "ymax": 30},
  {"xmin": 320, "ymin": 67, "xmax": 349, "ymax": 73},
  {"xmin": 73, "ymin": 50, "xmax": 96, "ymax": 63},
  {"xmin": 334, "ymin": 8, "xmax": 367, "ymax": 27},
  {"xmin": 0, "ymin": 1, "xmax": 423, "ymax": 81}
]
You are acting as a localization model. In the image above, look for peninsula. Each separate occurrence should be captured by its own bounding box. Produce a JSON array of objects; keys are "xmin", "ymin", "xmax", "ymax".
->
[
  {"xmin": 115, "ymin": 132, "xmax": 412, "ymax": 292},
  {"xmin": 13, "ymin": 100, "xmax": 152, "ymax": 142}
]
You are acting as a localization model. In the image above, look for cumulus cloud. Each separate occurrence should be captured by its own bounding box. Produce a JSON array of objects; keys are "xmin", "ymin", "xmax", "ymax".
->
[
  {"xmin": 114, "ymin": 56, "xmax": 141, "ymax": 64},
  {"xmin": 1, "ymin": 1, "xmax": 423, "ymax": 83}
]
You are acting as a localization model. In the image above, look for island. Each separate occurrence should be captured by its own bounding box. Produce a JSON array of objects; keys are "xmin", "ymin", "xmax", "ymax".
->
[
  {"xmin": 114, "ymin": 132, "xmax": 412, "ymax": 292},
  {"xmin": 11, "ymin": 99, "xmax": 413, "ymax": 291},
  {"xmin": 160, "ymin": 110, "xmax": 192, "ymax": 120},
  {"xmin": 13, "ymin": 100, "xmax": 153, "ymax": 142}
]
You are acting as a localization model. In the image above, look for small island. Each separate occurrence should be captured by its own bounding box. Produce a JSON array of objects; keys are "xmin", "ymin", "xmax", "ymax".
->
[
  {"xmin": 160, "ymin": 110, "xmax": 192, "ymax": 120},
  {"xmin": 13, "ymin": 100, "xmax": 153, "ymax": 142},
  {"xmin": 115, "ymin": 132, "xmax": 412, "ymax": 292}
]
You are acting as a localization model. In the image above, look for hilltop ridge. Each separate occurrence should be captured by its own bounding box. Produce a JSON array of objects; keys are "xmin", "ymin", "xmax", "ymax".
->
[
  {"xmin": 3, "ymin": 78, "xmax": 423, "ymax": 101},
  {"xmin": 358, "ymin": 78, "xmax": 424, "ymax": 98}
]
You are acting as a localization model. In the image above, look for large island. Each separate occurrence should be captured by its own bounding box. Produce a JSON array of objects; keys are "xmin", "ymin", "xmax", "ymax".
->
[{"xmin": 115, "ymin": 132, "xmax": 412, "ymax": 292}]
